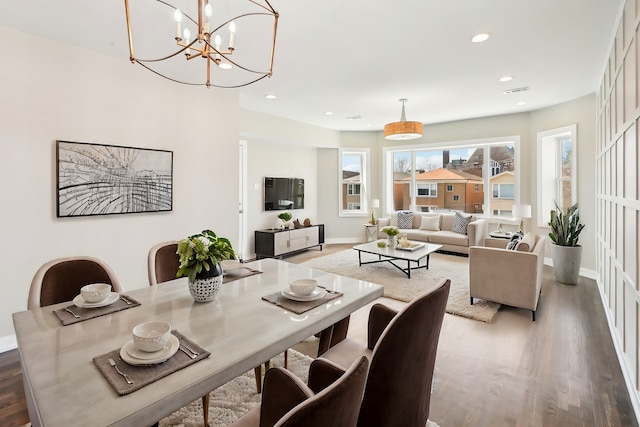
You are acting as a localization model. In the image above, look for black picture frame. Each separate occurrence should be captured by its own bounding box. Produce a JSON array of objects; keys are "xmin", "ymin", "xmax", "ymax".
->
[{"xmin": 56, "ymin": 140, "xmax": 173, "ymax": 217}]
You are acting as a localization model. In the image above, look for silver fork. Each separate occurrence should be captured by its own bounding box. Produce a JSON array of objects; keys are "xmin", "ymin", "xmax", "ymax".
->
[
  {"xmin": 179, "ymin": 346, "xmax": 197, "ymax": 359},
  {"xmin": 120, "ymin": 295, "xmax": 132, "ymax": 305},
  {"xmin": 64, "ymin": 307, "xmax": 80, "ymax": 319},
  {"xmin": 180, "ymin": 342, "xmax": 199, "ymax": 356},
  {"xmin": 108, "ymin": 357, "xmax": 133, "ymax": 384}
]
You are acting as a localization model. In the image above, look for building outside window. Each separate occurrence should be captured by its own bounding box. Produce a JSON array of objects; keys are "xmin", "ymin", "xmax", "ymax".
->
[{"xmin": 339, "ymin": 148, "xmax": 369, "ymax": 217}]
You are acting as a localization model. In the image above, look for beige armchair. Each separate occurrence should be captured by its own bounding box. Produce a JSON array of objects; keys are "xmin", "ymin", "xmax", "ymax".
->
[{"xmin": 469, "ymin": 235, "xmax": 546, "ymax": 321}]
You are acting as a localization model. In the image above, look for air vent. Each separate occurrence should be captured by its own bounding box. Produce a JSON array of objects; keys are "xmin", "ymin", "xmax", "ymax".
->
[
  {"xmin": 503, "ymin": 87, "xmax": 529, "ymax": 95},
  {"xmin": 346, "ymin": 115, "xmax": 362, "ymax": 120}
]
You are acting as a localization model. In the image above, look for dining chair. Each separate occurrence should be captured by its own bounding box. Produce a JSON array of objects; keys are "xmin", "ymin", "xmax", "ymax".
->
[
  {"xmin": 229, "ymin": 355, "xmax": 369, "ymax": 427},
  {"xmin": 28, "ymin": 256, "xmax": 122, "ymax": 310},
  {"xmin": 317, "ymin": 278, "xmax": 451, "ymax": 427}
]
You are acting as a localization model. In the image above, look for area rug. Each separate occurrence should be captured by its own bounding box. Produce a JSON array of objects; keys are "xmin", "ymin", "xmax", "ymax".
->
[
  {"xmin": 161, "ymin": 349, "xmax": 439, "ymax": 427},
  {"xmin": 300, "ymin": 249, "xmax": 500, "ymax": 323}
]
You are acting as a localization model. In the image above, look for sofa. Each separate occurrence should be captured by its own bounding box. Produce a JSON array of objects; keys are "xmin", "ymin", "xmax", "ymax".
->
[
  {"xmin": 469, "ymin": 234, "xmax": 546, "ymax": 320},
  {"xmin": 376, "ymin": 211, "xmax": 488, "ymax": 255}
]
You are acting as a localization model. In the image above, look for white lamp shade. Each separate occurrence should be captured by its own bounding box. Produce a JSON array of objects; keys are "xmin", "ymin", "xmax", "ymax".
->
[
  {"xmin": 371, "ymin": 199, "xmax": 380, "ymax": 208},
  {"xmin": 512, "ymin": 204, "xmax": 532, "ymax": 219}
]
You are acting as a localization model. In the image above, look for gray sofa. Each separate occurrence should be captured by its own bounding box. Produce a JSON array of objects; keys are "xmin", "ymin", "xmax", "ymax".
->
[{"xmin": 376, "ymin": 212, "xmax": 487, "ymax": 255}]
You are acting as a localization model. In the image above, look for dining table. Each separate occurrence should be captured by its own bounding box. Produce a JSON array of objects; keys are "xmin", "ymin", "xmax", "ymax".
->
[{"xmin": 12, "ymin": 258, "xmax": 384, "ymax": 427}]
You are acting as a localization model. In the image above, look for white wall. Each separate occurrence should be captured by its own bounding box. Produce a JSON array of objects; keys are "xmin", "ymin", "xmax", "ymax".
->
[
  {"xmin": 0, "ymin": 27, "xmax": 240, "ymax": 341},
  {"xmin": 596, "ymin": 0, "xmax": 640, "ymax": 410}
]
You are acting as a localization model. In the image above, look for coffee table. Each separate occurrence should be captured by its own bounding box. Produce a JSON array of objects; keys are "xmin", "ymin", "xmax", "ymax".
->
[{"xmin": 352, "ymin": 241, "xmax": 443, "ymax": 278}]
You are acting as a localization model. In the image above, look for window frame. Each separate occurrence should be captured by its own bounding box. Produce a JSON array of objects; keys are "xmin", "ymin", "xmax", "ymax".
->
[
  {"xmin": 536, "ymin": 124, "xmax": 577, "ymax": 227},
  {"xmin": 339, "ymin": 148, "xmax": 370, "ymax": 217},
  {"xmin": 382, "ymin": 136, "xmax": 521, "ymax": 218}
]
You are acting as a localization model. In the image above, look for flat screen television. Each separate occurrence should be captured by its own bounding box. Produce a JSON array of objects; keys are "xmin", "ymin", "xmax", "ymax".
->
[{"xmin": 264, "ymin": 177, "xmax": 304, "ymax": 211}]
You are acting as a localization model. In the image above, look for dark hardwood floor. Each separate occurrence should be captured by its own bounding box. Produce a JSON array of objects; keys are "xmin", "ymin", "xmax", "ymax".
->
[{"xmin": 1, "ymin": 244, "xmax": 637, "ymax": 427}]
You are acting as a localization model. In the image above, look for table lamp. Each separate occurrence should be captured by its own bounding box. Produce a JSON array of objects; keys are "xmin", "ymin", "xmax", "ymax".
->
[
  {"xmin": 512, "ymin": 204, "xmax": 532, "ymax": 234},
  {"xmin": 370, "ymin": 199, "xmax": 380, "ymax": 224}
]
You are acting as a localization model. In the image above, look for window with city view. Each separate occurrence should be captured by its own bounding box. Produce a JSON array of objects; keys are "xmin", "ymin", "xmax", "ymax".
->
[
  {"xmin": 339, "ymin": 148, "xmax": 369, "ymax": 216},
  {"xmin": 384, "ymin": 139, "xmax": 519, "ymax": 217}
]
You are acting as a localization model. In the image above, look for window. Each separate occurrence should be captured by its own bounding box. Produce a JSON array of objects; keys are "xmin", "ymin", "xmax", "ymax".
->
[
  {"xmin": 537, "ymin": 125, "xmax": 577, "ymax": 226},
  {"xmin": 492, "ymin": 183, "xmax": 514, "ymax": 199},
  {"xmin": 347, "ymin": 184, "xmax": 361, "ymax": 195},
  {"xmin": 339, "ymin": 148, "xmax": 369, "ymax": 217},
  {"xmin": 417, "ymin": 183, "xmax": 437, "ymax": 197},
  {"xmin": 383, "ymin": 138, "xmax": 519, "ymax": 216}
]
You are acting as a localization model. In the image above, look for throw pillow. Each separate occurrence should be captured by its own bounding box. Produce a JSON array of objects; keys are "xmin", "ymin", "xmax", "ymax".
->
[
  {"xmin": 506, "ymin": 231, "xmax": 524, "ymax": 250},
  {"xmin": 420, "ymin": 215, "xmax": 440, "ymax": 231},
  {"xmin": 397, "ymin": 211, "xmax": 414, "ymax": 229},
  {"xmin": 515, "ymin": 232, "xmax": 535, "ymax": 252},
  {"xmin": 452, "ymin": 212, "xmax": 472, "ymax": 235}
]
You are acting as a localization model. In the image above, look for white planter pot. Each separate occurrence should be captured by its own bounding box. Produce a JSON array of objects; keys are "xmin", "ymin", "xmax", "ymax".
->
[
  {"xmin": 188, "ymin": 263, "xmax": 223, "ymax": 302},
  {"xmin": 552, "ymin": 244, "xmax": 582, "ymax": 285}
]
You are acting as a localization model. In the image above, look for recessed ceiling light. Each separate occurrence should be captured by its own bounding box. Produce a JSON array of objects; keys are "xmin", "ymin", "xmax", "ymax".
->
[
  {"xmin": 499, "ymin": 76, "xmax": 513, "ymax": 82},
  {"xmin": 324, "ymin": 111, "xmax": 333, "ymax": 116},
  {"xmin": 265, "ymin": 94, "xmax": 276, "ymax": 99},
  {"xmin": 516, "ymin": 101, "xmax": 527, "ymax": 106},
  {"xmin": 471, "ymin": 33, "xmax": 490, "ymax": 43}
]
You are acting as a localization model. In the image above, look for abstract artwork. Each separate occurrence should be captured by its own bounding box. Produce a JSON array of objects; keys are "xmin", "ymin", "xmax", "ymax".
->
[{"xmin": 56, "ymin": 140, "xmax": 173, "ymax": 217}]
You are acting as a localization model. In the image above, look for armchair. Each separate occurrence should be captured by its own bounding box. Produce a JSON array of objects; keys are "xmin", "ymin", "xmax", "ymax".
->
[{"xmin": 469, "ymin": 234, "xmax": 546, "ymax": 321}]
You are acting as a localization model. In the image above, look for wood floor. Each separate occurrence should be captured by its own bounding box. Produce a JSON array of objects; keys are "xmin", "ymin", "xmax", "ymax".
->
[{"xmin": 1, "ymin": 244, "xmax": 637, "ymax": 427}]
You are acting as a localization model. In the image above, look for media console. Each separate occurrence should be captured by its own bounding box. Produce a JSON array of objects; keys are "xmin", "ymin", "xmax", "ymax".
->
[{"xmin": 255, "ymin": 224, "xmax": 324, "ymax": 259}]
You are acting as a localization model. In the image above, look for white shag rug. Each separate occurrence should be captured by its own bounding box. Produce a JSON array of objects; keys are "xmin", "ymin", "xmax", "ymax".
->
[
  {"xmin": 300, "ymin": 249, "xmax": 500, "ymax": 323},
  {"xmin": 161, "ymin": 349, "xmax": 440, "ymax": 427}
]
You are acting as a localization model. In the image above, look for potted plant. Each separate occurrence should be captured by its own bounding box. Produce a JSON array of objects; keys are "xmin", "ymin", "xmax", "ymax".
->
[
  {"xmin": 278, "ymin": 211, "xmax": 293, "ymax": 229},
  {"xmin": 548, "ymin": 203, "xmax": 585, "ymax": 284},
  {"xmin": 380, "ymin": 225, "xmax": 400, "ymax": 247},
  {"xmin": 177, "ymin": 230, "xmax": 236, "ymax": 302}
]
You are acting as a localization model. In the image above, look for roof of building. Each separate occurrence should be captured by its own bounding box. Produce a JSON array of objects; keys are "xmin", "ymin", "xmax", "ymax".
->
[{"xmin": 408, "ymin": 167, "xmax": 483, "ymax": 182}]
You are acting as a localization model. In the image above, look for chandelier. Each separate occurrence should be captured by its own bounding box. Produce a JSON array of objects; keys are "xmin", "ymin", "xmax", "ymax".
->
[
  {"xmin": 124, "ymin": 0, "xmax": 279, "ymax": 88},
  {"xmin": 384, "ymin": 99, "xmax": 423, "ymax": 140}
]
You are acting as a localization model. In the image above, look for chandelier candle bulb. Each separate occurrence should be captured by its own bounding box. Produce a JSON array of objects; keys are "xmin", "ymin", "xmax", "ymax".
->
[
  {"xmin": 174, "ymin": 9, "xmax": 182, "ymax": 39},
  {"xmin": 229, "ymin": 21, "xmax": 236, "ymax": 50},
  {"xmin": 214, "ymin": 34, "xmax": 222, "ymax": 60}
]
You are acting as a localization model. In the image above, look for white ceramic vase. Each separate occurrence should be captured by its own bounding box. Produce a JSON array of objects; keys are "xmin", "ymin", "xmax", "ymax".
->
[{"xmin": 387, "ymin": 235, "xmax": 397, "ymax": 248}]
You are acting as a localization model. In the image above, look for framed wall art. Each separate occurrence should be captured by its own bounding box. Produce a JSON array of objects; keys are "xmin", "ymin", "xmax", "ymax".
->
[{"xmin": 56, "ymin": 140, "xmax": 173, "ymax": 217}]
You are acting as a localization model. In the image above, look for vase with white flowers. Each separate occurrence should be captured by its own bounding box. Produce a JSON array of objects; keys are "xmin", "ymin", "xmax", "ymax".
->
[
  {"xmin": 380, "ymin": 225, "xmax": 400, "ymax": 247},
  {"xmin": 177, "ymin": 230, "xmax": 236, "ymax": 302}
]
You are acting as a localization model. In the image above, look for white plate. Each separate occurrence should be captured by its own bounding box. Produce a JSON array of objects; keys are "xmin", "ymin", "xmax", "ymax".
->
[
  {"xmin": 120, "ymin": 335, "xmax": 179, "ymax": 365},
  {"xmin": 281, "ymin": 287, "xmax": 327, "ymax": 302},
  {"xmin": 73, "ymin": 292, "xmax": 120, "ymax": 308}
]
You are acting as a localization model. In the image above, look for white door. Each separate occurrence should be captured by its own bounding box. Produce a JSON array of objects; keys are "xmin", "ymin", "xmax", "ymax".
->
[{"xmin": 238, "ymin": 141, "xmax": 247, "ymax": 261}]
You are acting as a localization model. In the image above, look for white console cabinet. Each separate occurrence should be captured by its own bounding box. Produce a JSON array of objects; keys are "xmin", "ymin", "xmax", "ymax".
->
[{"xmin": 255, "ymin": 225, "xmax": 324, "ymax": 259}]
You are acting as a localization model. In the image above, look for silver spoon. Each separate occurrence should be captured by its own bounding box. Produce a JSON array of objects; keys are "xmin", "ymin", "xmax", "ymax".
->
[{"xmin": 64, "ymin": 307, "xmax": 80, "ymax": 319}]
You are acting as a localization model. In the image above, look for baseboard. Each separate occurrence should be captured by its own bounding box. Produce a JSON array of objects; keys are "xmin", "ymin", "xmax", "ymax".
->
[
  {"xmin": 596, "ymin": 277, "xmax": 640, "ymax": 424},
  {"xmin": 0, "ymin": 335, "xmax": 17, "ymax": 353},
  {"xmin": 325, "ymin": 237, "xmax": 361, "ymax": 245}
]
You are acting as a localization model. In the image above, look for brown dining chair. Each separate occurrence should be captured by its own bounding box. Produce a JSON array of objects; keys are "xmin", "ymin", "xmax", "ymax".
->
[
  {"xmin": 317, "ymin": 278, "xmax": 451, "ymax": 427},
  {"xmin": 28, "ymin": 256, "xmax": 122, "ymax": 310},
  {"xmin": 229, "ymin": 355, "xmax": 369, "ymax": 427}
]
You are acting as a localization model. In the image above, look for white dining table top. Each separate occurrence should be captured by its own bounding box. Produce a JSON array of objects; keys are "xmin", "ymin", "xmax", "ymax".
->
[{"xmin": 12, "ymin": 258, "xmax": 384, "ymax": 427}]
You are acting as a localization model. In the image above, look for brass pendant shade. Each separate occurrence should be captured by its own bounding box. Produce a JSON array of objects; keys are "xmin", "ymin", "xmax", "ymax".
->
[{"xmin": 384, "ymin": 99, "xmax": 423, "ymax": 140}]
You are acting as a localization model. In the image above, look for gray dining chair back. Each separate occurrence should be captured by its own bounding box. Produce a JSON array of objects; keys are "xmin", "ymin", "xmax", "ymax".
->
[{"xmin": 147, "ymin": 241, "xmax": 180, "ymax": 286}]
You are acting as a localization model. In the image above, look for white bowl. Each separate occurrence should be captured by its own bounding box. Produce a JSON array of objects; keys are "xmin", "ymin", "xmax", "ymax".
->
[
  {"xmin": 289, "ymin": 279, "xmax": 317, "ymax": 296},
  {"xmin": 80, "ymin": 283, "xmax": 111, "ymax": 303},
  {"xmin": 132, "ymin": 321, "xmax": 172, "ymax": 353}
]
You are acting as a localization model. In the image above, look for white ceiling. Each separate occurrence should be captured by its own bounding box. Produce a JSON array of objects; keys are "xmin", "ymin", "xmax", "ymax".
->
[{"xmin": 0, "ymin": 0, "xmax": 622, "ymax": 131}]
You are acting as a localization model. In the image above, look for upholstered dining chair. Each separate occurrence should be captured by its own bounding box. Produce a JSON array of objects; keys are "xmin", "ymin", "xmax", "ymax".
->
[
  {"xmin": 229, "ymin": 355, "xmax": 369, "ymax": 427},
  {"xmin": 28, "ymin": 256, "xmax": 122, "ymax": 310},
  {"xmin": 317, "ymin": 278, "xmax": 451, "ymax": 427}
]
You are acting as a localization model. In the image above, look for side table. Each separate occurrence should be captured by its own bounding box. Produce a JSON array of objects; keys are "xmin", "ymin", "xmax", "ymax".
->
[{"xmin": 364, "ymin": 223, "xmax": 378, "ymax": 242}]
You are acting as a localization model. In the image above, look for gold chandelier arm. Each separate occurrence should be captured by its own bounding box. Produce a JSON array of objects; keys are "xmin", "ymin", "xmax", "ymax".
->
[
  {"xmin": 124, "ymin": 0, "xmax": 135, "ymax": 62},
  {"xmin": 134, "ymin": 59, "xmax": 271, "ymax": 88},
  {"xmin": 250, "ymin": 0, "xmax": 278, "ymax": 14}
]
